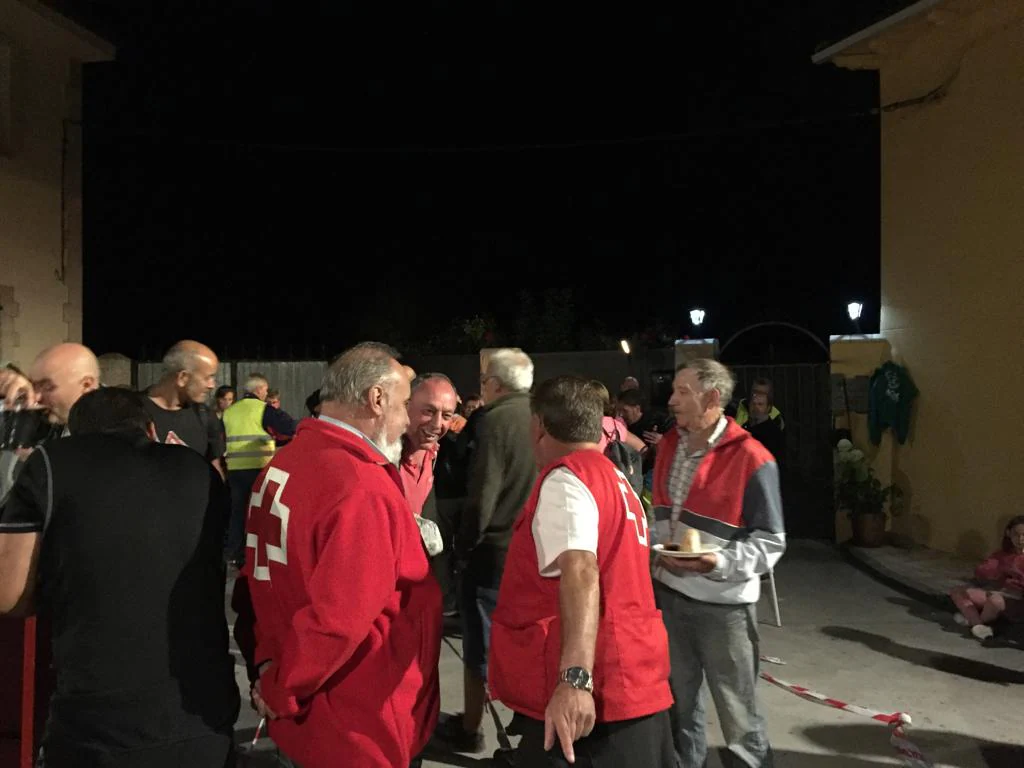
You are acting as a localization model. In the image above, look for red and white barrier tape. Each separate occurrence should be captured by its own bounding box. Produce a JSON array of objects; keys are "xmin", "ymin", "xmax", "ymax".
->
[{"xmin": 758, "ymin": 656, "xmax": 933, "ymax": 768}]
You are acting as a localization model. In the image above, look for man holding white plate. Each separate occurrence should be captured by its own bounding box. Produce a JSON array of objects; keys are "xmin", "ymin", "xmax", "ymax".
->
[{"xmin": 651, "ymin": 359, "xmax": 785, "ymax": 768}]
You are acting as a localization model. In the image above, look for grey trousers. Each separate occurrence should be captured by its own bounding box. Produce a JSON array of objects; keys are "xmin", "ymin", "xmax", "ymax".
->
[{"xmin": 655, "ymin": 584, "xmax": 774, "ymax": 768}]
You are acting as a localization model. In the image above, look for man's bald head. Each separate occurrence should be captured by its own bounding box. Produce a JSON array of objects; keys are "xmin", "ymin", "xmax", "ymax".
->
[
  {"xmin": 161, "ymin": 340, "xmax": 219, "ymax": 405},
  {"xmin": 29, "ymin": 343, "xmax": 100, "ymax": 424}
]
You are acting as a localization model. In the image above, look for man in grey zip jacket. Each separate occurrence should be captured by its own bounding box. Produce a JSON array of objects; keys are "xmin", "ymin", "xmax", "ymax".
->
[{"xmin": 437, "ymin": 348, "xmax": 536, "ymax": 753}]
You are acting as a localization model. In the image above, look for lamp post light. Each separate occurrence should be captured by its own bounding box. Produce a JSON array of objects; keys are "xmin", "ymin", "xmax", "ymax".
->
[
  {"xmin": 619, "ymin": 339, "xmax": 631, "ymax": 355},
  {"xmin": 847, "ymin": 301, "xmax": 863, "ymax": 334},
  {"xmin": 689, "ymin": 308, "xmax": 706, "ymax": 328}
]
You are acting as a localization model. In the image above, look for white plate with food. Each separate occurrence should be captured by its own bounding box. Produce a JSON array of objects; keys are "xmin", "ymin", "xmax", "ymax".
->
[{"xmin": 652, "ymin": 543, "xmax": 722, "ymax": 559}]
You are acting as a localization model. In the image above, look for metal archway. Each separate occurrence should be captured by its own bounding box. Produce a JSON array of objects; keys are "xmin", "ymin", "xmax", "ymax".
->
[{"xmin": 719, "ymin": 321, "xmax": 830, "ymax": 361}]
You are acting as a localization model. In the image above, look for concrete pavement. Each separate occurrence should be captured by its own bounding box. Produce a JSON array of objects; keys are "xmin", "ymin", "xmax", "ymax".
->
[{"xmin": 229, "ymin": 542, "xmax": 1024, "ymax": 767}]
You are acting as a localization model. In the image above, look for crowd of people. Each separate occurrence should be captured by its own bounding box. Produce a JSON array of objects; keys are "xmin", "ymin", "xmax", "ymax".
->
[{"xmin": 0, "ymin": 341, "xmax": 791, "ymax": 767}]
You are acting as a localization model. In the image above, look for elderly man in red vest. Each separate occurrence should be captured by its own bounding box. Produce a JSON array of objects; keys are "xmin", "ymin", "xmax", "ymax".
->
[
  {"xmin": 489, "ymin": 376, "xmax": 675, "ymax": 767},
  {"xmin": 652, "ymin": 359, "xmax": 784, "ymax": 768}
]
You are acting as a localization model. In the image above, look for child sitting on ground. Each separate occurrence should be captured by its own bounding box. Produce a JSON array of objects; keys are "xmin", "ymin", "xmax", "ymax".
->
[{"xmin": 950, "ymin": 515, "xmax": 1024, "ymax": 640}]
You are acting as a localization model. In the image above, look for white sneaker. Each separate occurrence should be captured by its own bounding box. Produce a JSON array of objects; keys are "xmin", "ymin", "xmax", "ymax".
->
[
  {"xmin": 952, "ymin": 613, "xmax": 969, "ymax": 626},
  {"xmin": 971, "ymin": 624, "xmax": 994, "ymax": 640}
]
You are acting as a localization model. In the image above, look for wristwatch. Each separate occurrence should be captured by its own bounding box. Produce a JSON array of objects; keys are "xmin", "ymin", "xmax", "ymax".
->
[{"xmin": 559, "ymin": 666, "xmax": 594, "ymax": 693}]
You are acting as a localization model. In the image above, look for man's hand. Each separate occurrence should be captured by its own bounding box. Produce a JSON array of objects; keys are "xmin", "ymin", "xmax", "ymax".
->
[
  {"xmin": 642, "ymin": 430, "xmax": 663, "ymax": 447},
  {"xmin": 252, "ymin": 666, "xmax": 279, "ymax": 720},
  {"xmin": 0, "ymin": 369, "xmax": 36, "ymax": 405},
  {"xmin": 657, "ymin": 552, "xmax": 718, "ymax": 575},
  {"xmin": 544, "ymin": 683, "xmax": 596, "ymax": 764}
]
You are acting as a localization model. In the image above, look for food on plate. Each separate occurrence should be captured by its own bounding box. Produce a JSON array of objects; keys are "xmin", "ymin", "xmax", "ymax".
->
[{"xmin": 680, "ymin": 529, "xmax": 702, "ymax": 553}]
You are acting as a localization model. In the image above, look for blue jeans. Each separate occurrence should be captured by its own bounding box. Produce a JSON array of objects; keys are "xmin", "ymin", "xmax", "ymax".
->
[
  {"xmin": 655, "ymin": 584, "xmax": 773, "ymax": 768},
  {"xmin": 460, "ymin": 575, "xmax": 499, "ymax": 680}
]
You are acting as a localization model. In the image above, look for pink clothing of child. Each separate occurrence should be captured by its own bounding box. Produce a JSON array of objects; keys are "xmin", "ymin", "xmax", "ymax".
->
[
  {"xmin": 950, "ymin": 550, "xmax": 1024, "ymax": 627},
  {"xmin": 597, "ymin": 416, "xmax": 629, "ymax": 453},
  {"xmin": 974, "ymin": 550, "xmax": 1024, "ymax": 588}
]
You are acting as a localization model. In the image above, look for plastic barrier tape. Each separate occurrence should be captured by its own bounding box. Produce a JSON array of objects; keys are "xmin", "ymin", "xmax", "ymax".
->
[{"xmin": 758, "ymin": 658, "xmax": 934, "ymax": 768}]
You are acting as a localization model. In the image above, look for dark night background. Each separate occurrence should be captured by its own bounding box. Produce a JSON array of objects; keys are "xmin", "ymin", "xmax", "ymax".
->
[{"xmin": 58, "ymin": 1, "xmax": 897, "ymax": 362}]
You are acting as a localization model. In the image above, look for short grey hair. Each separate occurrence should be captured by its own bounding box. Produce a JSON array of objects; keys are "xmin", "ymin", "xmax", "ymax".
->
[
  {"xmin": 486, "ymin": 348, "xmax": 534, "ymax": 393},
  {"xmin": 321, "ymin": 341, "xmax": 402, "ymax": 405},
  {"xmin": 162, "ymin": 343, "xmax": 203, "ymax": 375},
  {"xmin": 243, "ymin": 373, "xmax": 269, "ymax": 394},
  {"xmin": 681, "ymin": 358, "xmax": 736, "ymax": 406},
  {"xmin": 411, "ymin": 372, "xmax": 454, "ymax": 393}
]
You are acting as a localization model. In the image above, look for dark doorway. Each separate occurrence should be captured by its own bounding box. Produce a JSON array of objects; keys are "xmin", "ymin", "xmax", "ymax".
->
[{"xmin": 721, "ymin": 324, "xmax": 833, "ymax": 540}]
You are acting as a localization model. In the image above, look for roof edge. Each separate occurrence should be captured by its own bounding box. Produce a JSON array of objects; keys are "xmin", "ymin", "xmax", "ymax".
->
[
  {"xmin": 16, "ymin": 0, "xmax": 115, "ymax": 60},
  {"xmin": 811, "ymin": 0, "xmax": 944, "ymax": 65}
]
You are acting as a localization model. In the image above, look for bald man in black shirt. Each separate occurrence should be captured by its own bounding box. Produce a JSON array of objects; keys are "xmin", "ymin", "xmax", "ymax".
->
[{"xmin": 0, "ymin": 388, "xmax": 239, "ymax": 767}]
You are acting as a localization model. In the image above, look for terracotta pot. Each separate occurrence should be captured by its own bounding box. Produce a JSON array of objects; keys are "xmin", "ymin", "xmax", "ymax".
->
[{"xmin": 852, "ymin": 512, "xmax": 887, "ymax": 547}]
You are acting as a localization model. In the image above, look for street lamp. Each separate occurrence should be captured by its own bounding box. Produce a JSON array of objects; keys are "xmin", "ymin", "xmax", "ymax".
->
[
  {"xmin": 689, "ymin": 308, "xmax": 706, "ymax": 327},
  {"xmin": 847, "ymin": 302, "xmax": 864, "ymax": 321},
  {"xmin": 619, "ymin": 339, "xmax": 631, "ymax": 355}
]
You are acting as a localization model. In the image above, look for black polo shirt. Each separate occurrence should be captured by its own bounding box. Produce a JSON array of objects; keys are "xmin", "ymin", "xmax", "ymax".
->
[{"xmin": 0, "ymin": 432, "xmax": 239, "ymax": 754}]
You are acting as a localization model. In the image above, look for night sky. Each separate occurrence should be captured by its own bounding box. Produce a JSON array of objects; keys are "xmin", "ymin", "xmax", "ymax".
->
[{"xmin": 67, "ymin": 1, "xmax": 889, "ymax": 362}]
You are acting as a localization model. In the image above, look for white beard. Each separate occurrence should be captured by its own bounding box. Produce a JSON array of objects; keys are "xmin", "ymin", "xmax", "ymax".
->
[{"xmin": 374, "ymin": 428, "xmax": 404, "ymax": 466}]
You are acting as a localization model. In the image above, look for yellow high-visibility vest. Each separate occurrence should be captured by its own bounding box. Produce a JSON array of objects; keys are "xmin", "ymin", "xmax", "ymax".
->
[
  {"xmin": 735, "ymin": 399, "xmax": 784, "ymax": 430},
  {"xmin": 223, "ymin": 397, "xmax": 275, "ymax": 471}
]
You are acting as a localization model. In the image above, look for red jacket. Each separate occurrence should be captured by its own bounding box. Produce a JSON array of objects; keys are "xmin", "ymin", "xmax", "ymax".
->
[
  {"xmin": 243, "ymin": 418, "xmax": 441, "ymax": 768},
  {"xmin": 652, "ymin": 418, "xmax": 772, "ymax": 529},
  {"xmin": 489, "ymin": 450, "xmax": 673, "ymax": 723}
]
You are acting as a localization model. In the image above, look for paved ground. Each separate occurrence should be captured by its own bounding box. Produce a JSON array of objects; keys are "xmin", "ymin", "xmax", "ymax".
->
[
  {"xmin": 229, "ymin": 542, "xmax": 1024, "ymax": 767},
  {"xmin": 845, "ymin": 544, "xmax": 979, "ymax": 602}
]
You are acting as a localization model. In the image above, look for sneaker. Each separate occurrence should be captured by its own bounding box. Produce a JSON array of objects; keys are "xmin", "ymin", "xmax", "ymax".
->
[
  {"xmin": 431, "ymin": 712, "xmax": 485, "ymax": 753},
  {"xmin": 972, "ymin": 624, "xmax": 994, "ymax": 640},
  {"xmin": 952, "ymin": 613, "xmax": 969, "ymax": 627}
]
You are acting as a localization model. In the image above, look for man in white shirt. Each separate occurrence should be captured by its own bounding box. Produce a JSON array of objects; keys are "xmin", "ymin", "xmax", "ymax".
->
[{"xmin": 489, "ymin": 375, "xmax": 674, "ymax": 767}]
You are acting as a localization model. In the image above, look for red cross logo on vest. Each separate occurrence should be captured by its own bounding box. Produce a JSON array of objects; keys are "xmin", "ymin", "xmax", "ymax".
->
[
  {"xmin": 247, "ymin": 467, "xmax": 291, "ymax": 582},
  {"xmin": 165, "ymin": 430, "xmax": 187, "ymax": 446}
]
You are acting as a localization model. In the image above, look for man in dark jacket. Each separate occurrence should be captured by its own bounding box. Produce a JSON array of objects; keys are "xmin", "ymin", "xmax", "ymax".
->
[
  {"xmin": 435, "ymin": 348, "xmax": 537, "ymax": 753},
  {"xmin": 0, "ymin": 388, "xmax": 239, "ymax": 767}
]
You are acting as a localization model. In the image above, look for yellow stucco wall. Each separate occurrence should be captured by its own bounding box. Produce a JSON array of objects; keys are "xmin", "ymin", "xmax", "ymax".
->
[
  {"xmin": 829, "ymin": 337, "xmax": 897, "ymax": 544},
  {"xmin": 872, "ymin": 2, "xmax": 1024, "ymax": 558},
  {"xmin": 0, "ymin": 0, "xmax": 111, "ymax": 368}
]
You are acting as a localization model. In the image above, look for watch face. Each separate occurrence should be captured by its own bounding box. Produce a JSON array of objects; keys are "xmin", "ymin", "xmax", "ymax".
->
[{"xmin": 564, "ymin": 667, "xmax": 592, "ymax": 689}]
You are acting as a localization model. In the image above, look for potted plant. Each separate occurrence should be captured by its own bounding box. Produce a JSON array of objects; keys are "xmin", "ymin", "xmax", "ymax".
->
[{"xmin": 834, "ymin": 438, "xmax": 902, "ymax": 547}]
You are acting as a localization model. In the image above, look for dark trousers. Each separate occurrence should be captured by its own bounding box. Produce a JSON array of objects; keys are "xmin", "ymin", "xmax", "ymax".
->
[
  {"xmin": 41, "ymin": 733, "xmax": 233, "ymax": 767},
  {"xmin": 275, "ymin": 750, "xmax": 422, "ymax": 767},
  {"xmin": 426, "ymin": 497, "xmax": 462, "ymax": 613},
  {"xmin": 511, "ymin": 710, "xmax": 677, "ymax": 768},
  {"xmin": 226, "ymin": 468, "xmax": 261, "ymax": 560}
]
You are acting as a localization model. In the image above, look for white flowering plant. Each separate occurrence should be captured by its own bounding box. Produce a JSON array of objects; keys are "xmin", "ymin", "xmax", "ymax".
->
[{"xmin": 834, "ymin": 439, "xmax": 902, "ymax": 519}]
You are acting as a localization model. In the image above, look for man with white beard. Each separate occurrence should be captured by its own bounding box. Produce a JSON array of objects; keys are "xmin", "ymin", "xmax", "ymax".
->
[{"xmin": 241, "ymin": 342, "xmax": 441, "ymax": 768}]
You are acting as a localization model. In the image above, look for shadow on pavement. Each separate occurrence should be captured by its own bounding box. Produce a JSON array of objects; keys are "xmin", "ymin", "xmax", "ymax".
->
[
  {"xmin": 821, "ymin": 626, "xmax": 1024, "ymax": 684},
  {"xmin": 801, "ymin": 723, "xmax": 1024, "ymax": 768},
  {"xmin": 885, "ymin": 595, "xmax": 962, "ymax": 630}
]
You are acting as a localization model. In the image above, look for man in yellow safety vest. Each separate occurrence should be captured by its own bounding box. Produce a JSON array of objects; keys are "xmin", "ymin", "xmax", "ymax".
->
[{"xmin": 222, "ymin": 372, "xmax": 298, "ymax": 566}]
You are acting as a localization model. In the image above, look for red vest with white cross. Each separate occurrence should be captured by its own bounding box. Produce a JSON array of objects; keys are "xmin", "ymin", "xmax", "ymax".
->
[{"xmin": 489, "ymin": 450, "xmax": 673, "ymax": 723}]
